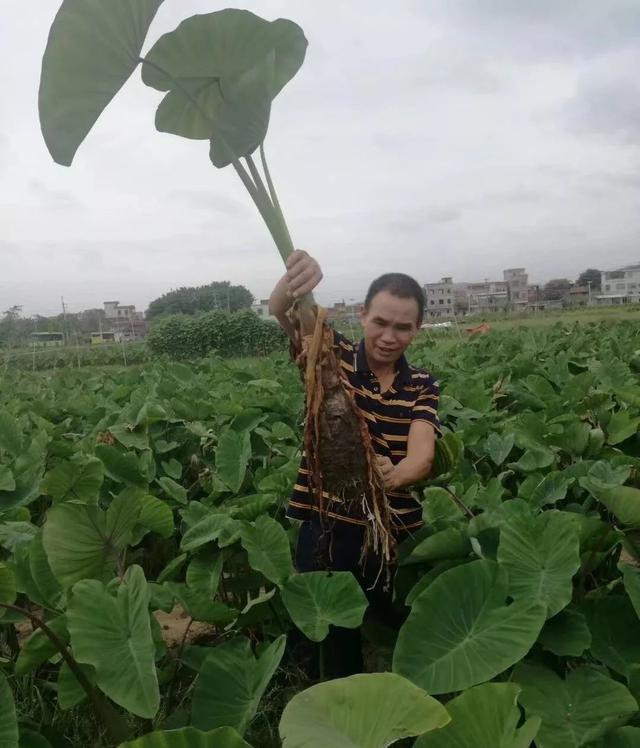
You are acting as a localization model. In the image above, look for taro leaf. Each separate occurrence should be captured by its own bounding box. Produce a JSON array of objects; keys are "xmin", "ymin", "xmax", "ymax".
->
[
  {"xmin": 95, "ymin": 445, "xmax": 147, "ymax": 487},
  {"xmin": 181, "ymin": 513, "xmax": 239, "ymax": 552},
  {"xmin": 0, "ymin": 671, "xmax": 18, "ymax": 748},
  {"xmin": 280, "ymin": 672, "xmax": 450, "ymax": 748},
  {"xmin": 622, "ymin": 564, "xmax": 640, "ymax": 619},
  {"xmin": 539, "ymin": 608, "xmax": 591, "ymax": 657},
  {"xmin": 593, "ymin": 727, "xmax": 640, "ymax": 748},
  {"xmin": 400, "ymin": 528, "xmax": 471, "ymax": 566},
  {"xmin": 137, "ymin": 494, "xmax": 174, "ymax": 538},
  {"xmin": 164, "ymin": 583, "xmax": 237, "ymax": 626},
  {"xmin": 393, "ymin": 560, "xmax": 546, "ymax": 695},
  {"xmin": 509, "ymin": 445, "xmax": 555, "ymax": 473},
  {"xmin": 281, "ymin": 572, "xmax": 368, "ymax": 643},
  {"xmin": 0, "ymin": 563, "xmax": 16, "ymax": 616},
  {"xmin": 582, "ymin": 483, "xmax": 640, "ymax": 527},
  {"xmin": 156, "ymin": 477, "xmax": 187, "ymax": 505},
  {"xmin": 414, "ymin": 683, "xmax": 540, "ymax": 748},
  {"xmin": 484, "ymin": 432, "xmax": 514, "ymax": 467},
  {"xmin": 0, "ymin": 409, "xmax": 22, "ymax": 456},
  {"xmin": 239, "ymin": 516, "xmax": 294, "ymax": 585},
  {"xmin": 15, "ymin": 615, "xmax": 69, "ymax": 675},
  {"xmin": 192, "ymin": 635, "xmax": 286, "ymax": 735},
  {"xmin": 497, "ymin": 509, "xmax": 580, "ymax": 617},
  {"xmin": 117, "ymin": 726, "xmax": 252, "ymax": 748},
  {"xmin": 141, "ymin": 10, "xmax": 307, "ymax": 167},
  {"xmin": 606, "ymin": 410, "xmax": 640, "ymax": 445},
  {"xmin": 109, "ymin": 424, "xmax": 150, "ymax": 451},
  {"xmin": 186, "ymin": 551, "xmax": 223, "ymax": 596},
  {"xmin": 39, "ymin": 0, "xmax": 164, "ymax": 166},
  {"xmin": 17, "ymin": 729, "xmax": 53, "ymax": 748},
  {"xmin": 161, "ymin": 458, "xmax": 182, "ymax": 480},
  {"xmin": 57, "ymin": 661, "xmax": 95, "ymax": 710},
  {"xmin": 0, "ymin": 466, "xmax": 15, "ymax": 493},
  {"xmin": 0, "ymin": 522, "xmax": 37, "ymax": 551},
  {"xmin": 43, "ymin": 492, "xmax": 140, "ymax": 587},
  {"xmin": 67, "ymin": 565, "xmax": 160, "ymax": 718},
  {"xmin": 513, "ymin": 663, "xmax": 638, "ymax": 748},
  {"xmin": 216, "ymin": 429, "xmax": 252, "ymax": 493},
  {"xmin": 25, "ymin": 530, "xmax": 63, "ymax": 609},
  {"xmin": 588, "ymin": 595, "xmax": 640, "ymax": 677},
  {"xmin": 527, "ymin": 471, "xmax": 573, "ymax": 509},
  {"xmin": 42, "ymin": 456, "xmax": 103, "ymax": 504}
]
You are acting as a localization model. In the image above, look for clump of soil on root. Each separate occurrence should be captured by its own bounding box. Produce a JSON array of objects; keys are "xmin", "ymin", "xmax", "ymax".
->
[{"xmin": 293, "ymin": 306, "xmax": 394, "ymax": 564}]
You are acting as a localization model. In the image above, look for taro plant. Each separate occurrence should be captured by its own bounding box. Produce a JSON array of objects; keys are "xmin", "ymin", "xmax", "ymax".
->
[{"xmin": 39, "ymin": 0, "xmax": 395, "ymax": 567}]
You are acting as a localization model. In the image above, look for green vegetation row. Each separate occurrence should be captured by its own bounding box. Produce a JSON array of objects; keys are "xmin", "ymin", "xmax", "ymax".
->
[{"xmin": 1, "ymin": 320, "xmax": 640, "ymax": 746}]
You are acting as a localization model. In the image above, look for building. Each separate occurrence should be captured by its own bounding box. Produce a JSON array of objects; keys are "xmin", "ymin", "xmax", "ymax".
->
[
  {"xmin": 103, "ymin": 301, "xmax": 146, "ymax": 341},
  {"xmin": 564, "ymin": 285, "xmax": 589, "ymax": 307},
  {"xmin": 251, "ymin": 299, "xmax": 276, "ymax": 321},
  {"xmin": 423, "ymin": 277, "xmax": 455, "ymax": 318},
  {"xmin": 503, "ymin": 268, "xmax": 529, "ymax": 307},
  {"xmin": 597, "ymin": 264, "xmax": 640, "ymax": 305}
]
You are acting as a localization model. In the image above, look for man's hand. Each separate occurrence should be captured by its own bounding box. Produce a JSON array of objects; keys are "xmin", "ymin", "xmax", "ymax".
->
[
  {"xmin": 286, "ymin": 250, "xmax": 323, "ymax": 299},
  {"xmin": 375, "ymin": 455, "xmax": 399, "ymax": 491}
]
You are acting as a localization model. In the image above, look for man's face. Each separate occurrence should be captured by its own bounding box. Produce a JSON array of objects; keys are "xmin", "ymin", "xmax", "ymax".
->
[{"xmin": 360, "ymin": 290, "xmax": 420, "ymax": 368}]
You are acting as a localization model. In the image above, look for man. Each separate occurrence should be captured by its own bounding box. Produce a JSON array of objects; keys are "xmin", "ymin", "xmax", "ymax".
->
[{"xmin": 269, "ymin": 250, "xmax": 440, "ymax": 676}]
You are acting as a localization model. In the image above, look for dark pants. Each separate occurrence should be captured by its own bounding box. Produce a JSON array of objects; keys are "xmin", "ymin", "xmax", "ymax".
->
[{"xmin": 294, "ymin": 518, "xmax": 405, "ymax": 679}]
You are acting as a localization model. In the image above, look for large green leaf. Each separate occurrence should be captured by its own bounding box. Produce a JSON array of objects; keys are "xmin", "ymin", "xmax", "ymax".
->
[
  {"xmin": 497, "ymin": 509, "xmax": 580, "ymax": 617},
  {"xmin": 57, "ymin": 661, "xmax": 95, "ymax": 710},
  {"xmin": 0, "ymin": 466, "xmax": 15, "ymax": 493},
  {"xmin": 15, "ymin": 615, "xmax": 69, "ymax": 676},
  {"xmin": 0, "ymin": 409, "xmax": 23, "ymax": 456},
  {"xmin": 401, "ymin": 528, "xmax": 471, "ymax": 566},
  {"xmin": 484, "ymin": 432, "xmax": 514, "ymax": 467},
  {"xmin": 181, "ymin": 513, "xmax": 240, "ymax": 552},
  {"xmin": 280, "ymin": 672, "xmax": 450, "ymax": 748},
  {"xmin": 538, "ymin": 608, "xmax": 591, "ymax": 657},
  {"xmin": 393, "ymin": 560, "xmax": 546, "ymax": 695},
  {"xmin": 215, "ymin": 429, "xmax": 253, "ymax": 493},
  {"xmin": 39, "ymin": 0, "xmax": 164, "ymax": 165},
  {"xmin": 414, "ymin": 683, "xmax": 540, "ymax": 748},
  {"xmin": 118, "ymin": 727, "xmax": 252, "ymax": 748},
  {"xmin": 580, "ymin": 482, "xmax": 640, "ymax": 527},
  {"xmin": 141, "ymin": 9, "xmax": 307, "ymax": 166},
  {"xmin": 622, "ymin": 564, "xmax": 640, "ymax": 619},
  {"xmin": 95, "ymin": 445, "xmax": 147, "ymax": 487},
  {"xmin": 43, "ymin": 492, "xmax": 140, "ymax": 587},
  {"xmin": 0, "ymin": 671, "xmax": 18, "ymax": 748},
  {"xmin": 42, "ymin": 456, "xmax": 103, "ymax": 504},
  {"xmin": 594, "ymin": 727, "xmax": 640, "ymax": 748},
  {"xmin": 0, "ymin": 562, "xmax": 16, "ymax": 616},
  {"xmin": 239, "ymin": 516, "xmax": 294, "ymax": 585},
  {"xmin": 67, "ymin": 565, "xmax": 159, "ymax": 718},
  {"xmin": 281, "ymin": 572, "xmax": 368, "ymax": 643},
  {"xmin": 588, "ymin": 595, "xmax": 640, "ymax": 676},
  {"xmin": 192, "ymin": 635, "xmax": 286, "ymax": 735},
  {"xmin": 513, "ymin": 663, "xmax": 638, "ymax": 748}
]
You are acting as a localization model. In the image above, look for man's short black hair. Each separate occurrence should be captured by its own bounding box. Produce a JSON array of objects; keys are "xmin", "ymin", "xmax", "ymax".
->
[{"xmin": 364, "ymin": 273, "xmax": 424, "ymax": 324}]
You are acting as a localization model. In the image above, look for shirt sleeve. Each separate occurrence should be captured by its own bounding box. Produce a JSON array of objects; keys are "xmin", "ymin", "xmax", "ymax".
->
[{"xmin": 411, "ymin": 379, "xmax": 442, "ymax": 436}]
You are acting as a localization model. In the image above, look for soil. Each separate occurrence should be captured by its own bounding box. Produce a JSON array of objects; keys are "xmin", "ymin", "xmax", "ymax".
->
[{"xmin": 153, "ymin": 605, "xmax": 217, "ymax": 648}]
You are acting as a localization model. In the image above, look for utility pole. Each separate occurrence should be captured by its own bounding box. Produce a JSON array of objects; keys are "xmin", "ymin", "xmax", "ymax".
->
[
  {"xmin": 587, "ymin": 280, "xmax": 592, "ymax": 306},
  {"xmin": 61, "ymin": 296, "xmax": 68, "ymax": 345}
]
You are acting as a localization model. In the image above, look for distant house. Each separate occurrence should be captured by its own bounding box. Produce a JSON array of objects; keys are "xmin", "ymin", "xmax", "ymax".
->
[
  {"xmin": 597, "ymin": 264, "xmax": 640, "ymax": 305},
  {"xmin": 564, "ymin": 285, "xmax": 589, "ymax": 307},
  {"xmin": 103, "ymin": 301, "xmax": 146, "ymax": 341},
  {"xmin": 251, "ymin": 299, "xmax": 276, "ymax": 321},
  {"xmin": 30, "ymin": 332, "xmax": 64, "ymax": 348}
]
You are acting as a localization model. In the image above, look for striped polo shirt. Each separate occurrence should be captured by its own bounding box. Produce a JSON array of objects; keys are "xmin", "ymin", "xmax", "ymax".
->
[{"xmin": 287, "ymin": 329, "xmax": 441, "ymax": 532}]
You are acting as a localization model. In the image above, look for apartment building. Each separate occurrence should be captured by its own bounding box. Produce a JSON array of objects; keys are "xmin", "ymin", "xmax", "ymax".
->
[
  {"xmin": 598, "ymin": 264, "xmax": 640, "ymax": 304},
  {"xmin": 423, "ymin": 277, "xmax": 455, "ymax": 318}
]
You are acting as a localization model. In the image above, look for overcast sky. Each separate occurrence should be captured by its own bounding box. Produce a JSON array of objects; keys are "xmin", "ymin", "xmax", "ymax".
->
[{"xmin": 1, "ymin": 1, "xmax": 639, "ymax": 317}]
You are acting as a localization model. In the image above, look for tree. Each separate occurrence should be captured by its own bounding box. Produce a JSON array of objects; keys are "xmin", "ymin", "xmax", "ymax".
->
[
  {"xmin": 146, "ymin": 282, "xmax": 254, "ymax": 319},
  {"xmin": 543, "ymin": 279, "xmax": 572, "ymax": 301},
  {"xmin": 576, "ymin": 269, "xmax": 601, "ymax": 290}
]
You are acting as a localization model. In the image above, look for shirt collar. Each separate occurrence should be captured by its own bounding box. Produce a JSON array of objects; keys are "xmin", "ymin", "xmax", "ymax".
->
[{"xmin": 354, "ymin": 339, "xmax": 412, "ymax": 385}]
